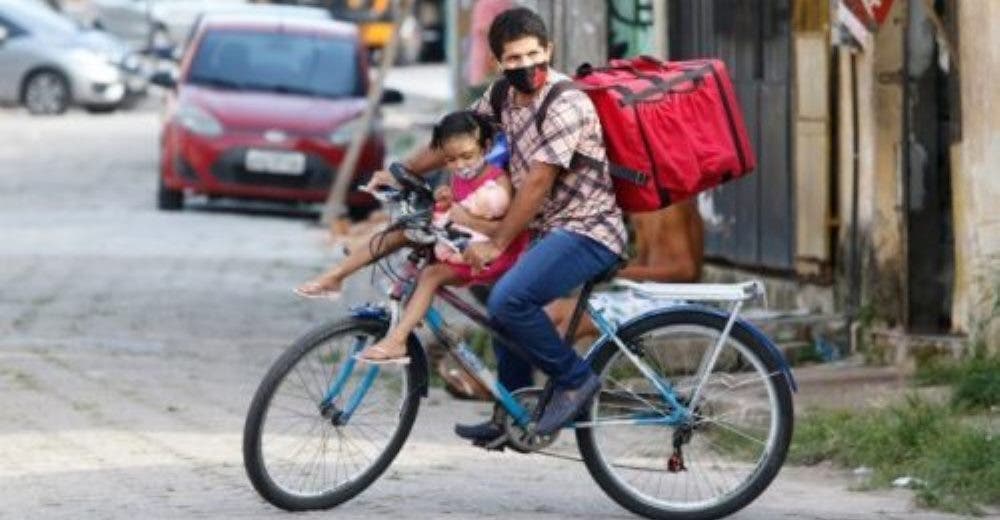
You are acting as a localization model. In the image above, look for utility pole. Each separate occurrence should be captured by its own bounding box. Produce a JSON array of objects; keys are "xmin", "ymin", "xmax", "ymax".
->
[{"xmin": 322, "ymin": 0, "xmax": 416, "ymax": 227}]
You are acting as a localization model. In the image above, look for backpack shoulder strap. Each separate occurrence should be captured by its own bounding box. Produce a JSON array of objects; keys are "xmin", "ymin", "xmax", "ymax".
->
[
  {"xmin": 488, "ymin": 78, "xmax": 510, "ymax": 125},
  {"xmin": 535, "ymin": 80, "xmax": 577, "ymax": 134}
]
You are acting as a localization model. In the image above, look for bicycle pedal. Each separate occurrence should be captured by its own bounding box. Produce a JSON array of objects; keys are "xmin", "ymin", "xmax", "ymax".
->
[{"xmin": 475, "ymin": 434, "xmax": 509, "ymax": 451}]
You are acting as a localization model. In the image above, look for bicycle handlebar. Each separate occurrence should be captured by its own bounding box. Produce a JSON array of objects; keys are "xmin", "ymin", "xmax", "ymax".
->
[
  {"xmin": 359, "ymin": 184, "xmax": 401, "ymax": 203},
  {"xmin": 361, "ymin": 165, "xmax": 470, "ymax": 255},
  {"xmin": 388, "ymin": 162, "xmax": 434, "ymax": 201}
]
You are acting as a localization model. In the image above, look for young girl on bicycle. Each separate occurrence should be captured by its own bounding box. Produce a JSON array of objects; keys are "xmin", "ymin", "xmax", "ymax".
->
[{"xmin": 296, "ymin": 111, "xmax": 530, "ymax": 364}]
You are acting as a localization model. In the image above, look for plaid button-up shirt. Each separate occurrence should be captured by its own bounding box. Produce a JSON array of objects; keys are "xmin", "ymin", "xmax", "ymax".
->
[{"xmin": 471, "ymin": 72, "xmax": 627, "ymax": 257}]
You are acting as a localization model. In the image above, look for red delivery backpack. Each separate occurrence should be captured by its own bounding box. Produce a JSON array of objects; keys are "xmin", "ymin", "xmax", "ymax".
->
[{"xmin": 490, "ymin": 56, "xmax": 756, "ymax": 212}]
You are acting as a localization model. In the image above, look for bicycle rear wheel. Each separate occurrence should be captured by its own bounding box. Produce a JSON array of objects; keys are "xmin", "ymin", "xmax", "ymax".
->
[
  {"xmin": 243, "ymin": 317, "xmax": 422, "ymax": 511},
  {"xmin": 577, "ymin": 309, "xmax": 793, "ymax": 520}
]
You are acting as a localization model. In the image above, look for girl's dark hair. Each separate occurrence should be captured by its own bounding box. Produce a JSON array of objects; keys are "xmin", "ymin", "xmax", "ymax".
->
[
  {"xmin": 488, "ymin": 7, "xmax": 549, "ymax": 60},
  {"xmin": 430, "ymin": 110, "xmax": 495, "ymax": 151}
]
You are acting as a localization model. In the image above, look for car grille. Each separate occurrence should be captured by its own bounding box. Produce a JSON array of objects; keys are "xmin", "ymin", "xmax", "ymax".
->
[{"xmin": 210, "ymin": 148, "xmax": 333, "ymax": 190}]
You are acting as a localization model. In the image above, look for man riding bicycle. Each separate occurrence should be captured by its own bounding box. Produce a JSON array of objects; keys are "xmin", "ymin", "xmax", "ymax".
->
[{"xmin": 367, "ymin": 7, "xmax": 626, "ymax": 441}]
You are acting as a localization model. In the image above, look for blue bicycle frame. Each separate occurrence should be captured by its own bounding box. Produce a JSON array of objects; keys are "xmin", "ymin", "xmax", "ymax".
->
[
  {"xmin": 326, "ymin": 282, "xmax": 698, "ymax": 431},
  {"xmin": 318, "ymin": 263, "xmax": 793, "ymax": 433}
]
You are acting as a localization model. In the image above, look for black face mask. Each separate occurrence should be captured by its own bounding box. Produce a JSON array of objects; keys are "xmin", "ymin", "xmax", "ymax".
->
[{"xmin": 503, "ymin": 61, "xmax": 549, "ymax": 94}]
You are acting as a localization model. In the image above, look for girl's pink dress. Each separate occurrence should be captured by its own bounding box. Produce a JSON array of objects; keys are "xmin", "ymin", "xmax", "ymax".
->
[{"xmin": 433, "ymin": 165, "xmax": 529, "ymax": 285}]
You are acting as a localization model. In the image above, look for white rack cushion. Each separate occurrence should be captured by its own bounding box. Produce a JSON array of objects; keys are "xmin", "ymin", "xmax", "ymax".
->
[{"xmin": 610, "ymin": 279, "xmax": 764, "ymax": 302}]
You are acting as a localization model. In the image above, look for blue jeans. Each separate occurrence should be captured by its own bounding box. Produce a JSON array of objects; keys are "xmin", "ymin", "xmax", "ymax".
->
[{"xmin": 487, "ymin": 230, "xmax": 619, "ymax": 391}]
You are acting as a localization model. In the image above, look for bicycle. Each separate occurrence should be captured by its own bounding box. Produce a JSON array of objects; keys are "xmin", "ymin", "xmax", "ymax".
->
[{"xmin": 242, "ymin": 163, "xmax": 797, "ymax": 520}]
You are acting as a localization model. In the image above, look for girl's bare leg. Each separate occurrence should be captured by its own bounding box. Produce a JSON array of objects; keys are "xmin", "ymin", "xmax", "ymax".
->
[
  {"xmin": 359, "ymin": 264, "xmax": 460, "ymax": 361},
  {"xmin": 297, "ymin": 229, "xmax": 409, "ymax": 296}
]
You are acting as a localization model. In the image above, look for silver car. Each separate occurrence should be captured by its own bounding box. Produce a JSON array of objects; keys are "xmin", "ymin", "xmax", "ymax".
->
[
  {"xmin": 81, "ymin": 0, "xmax": 249, "ymax": 53},
  {"xmin": 0, "ymin": 0, "xmax": 142, "ymax": 114}
]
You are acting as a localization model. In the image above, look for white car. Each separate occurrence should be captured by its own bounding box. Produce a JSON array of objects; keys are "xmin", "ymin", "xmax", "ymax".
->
[
  {"xmin": 80, "ymin": 0, "xmax": 259, "ymax": 53},
  {"xmin": 65, "ymin": 1, "xmax": 333, "ymax": 57},
  {"xmin": 0, "ymin": 0, "xmax": 143, "ymax": 114}
]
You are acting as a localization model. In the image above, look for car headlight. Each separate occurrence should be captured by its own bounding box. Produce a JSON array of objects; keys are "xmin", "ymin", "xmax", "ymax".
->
[
  {"xmin": 176, "ymin": 105, "xmax": 223, "ymax": 137},
  {"xmin": 121, "ymin": 53, "xmax": 140, "ymax": 71},
  {"xmin": 329, "ymin": 117, "xmax": 381, "ymax": 146}
]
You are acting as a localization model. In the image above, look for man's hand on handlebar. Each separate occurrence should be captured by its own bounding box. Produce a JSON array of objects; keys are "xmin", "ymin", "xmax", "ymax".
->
[{"xmin": 464, "ymin": 240, "xmax": 501, "ymax": 273}]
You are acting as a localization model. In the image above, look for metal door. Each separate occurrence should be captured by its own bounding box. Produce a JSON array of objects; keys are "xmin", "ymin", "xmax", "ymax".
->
[{"xmin": 669, "ymin": 0, "xmax": 794, "ymax": 270}]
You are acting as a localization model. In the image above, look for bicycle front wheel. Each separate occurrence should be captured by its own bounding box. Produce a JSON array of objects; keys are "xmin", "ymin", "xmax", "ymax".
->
[
  {"xmin": 577, "ymin": 309, "xmax": 794, "ymax": 520},
  {"xmin": 243, "ymin": 317, "xmax": 422, "ymax": 511}
]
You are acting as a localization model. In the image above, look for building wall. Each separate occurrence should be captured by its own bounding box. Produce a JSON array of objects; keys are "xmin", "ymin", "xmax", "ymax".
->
[
  {"xmin": 869, "ymin": 1, "xmax": 908, "ymax": 324},
  {"xmin": 835, "ymin": 1, "xmax": 907, "ymax": 325},
  {"xmin": 952, "ymin": 1, "xmax": 1000, "ymax": 348},
  {"xmin": 836, "ymin": 0, "xmax": 999, "ymax": 347},
  {"xmin": 792, "ymin": 0, "xmax": 832, "ymax": 279}
]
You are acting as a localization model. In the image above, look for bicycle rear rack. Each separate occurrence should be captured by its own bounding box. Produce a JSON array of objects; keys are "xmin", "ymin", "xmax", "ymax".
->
[{"xmin": 611, "ymin": 279, "xmax": 766, "ymax": 305}]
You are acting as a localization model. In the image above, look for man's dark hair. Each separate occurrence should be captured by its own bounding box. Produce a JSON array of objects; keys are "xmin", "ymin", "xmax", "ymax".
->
[
  {"xmin": 430, "ymin": 110, "xmax": 495, "ymax": 150},
  {"xmin": 487, "ymin": 7, "xmax": 549, "ymax": 60}
]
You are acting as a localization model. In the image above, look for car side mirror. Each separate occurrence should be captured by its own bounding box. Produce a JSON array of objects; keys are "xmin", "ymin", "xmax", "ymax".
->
[
  {"xmin": 150, "ymin": 71, "xmax": 177, "ymax": 89},
  {"xmin": 380, "ymin": 88, "xmax": 404, "ymax": 105}
]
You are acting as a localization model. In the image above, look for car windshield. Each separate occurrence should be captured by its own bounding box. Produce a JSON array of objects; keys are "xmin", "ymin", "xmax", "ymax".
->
[{"xmin": 186, "ymin": 29, "xmax": 361, "ymax": 99}]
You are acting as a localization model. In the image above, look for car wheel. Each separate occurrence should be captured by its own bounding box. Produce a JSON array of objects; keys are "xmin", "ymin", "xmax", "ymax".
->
[
  {"xmin": 158, "ymin": 178, "xmax": 184, "ymax": 211},
  {"xmin": 23, "ymin": 70, "xmax": 71, "ymax": 115}
]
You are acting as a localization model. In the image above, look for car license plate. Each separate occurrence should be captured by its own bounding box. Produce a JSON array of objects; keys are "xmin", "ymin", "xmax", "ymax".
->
[{"xmin": 244, "ymin": 149, "xmax": 306, "ymax": 176}]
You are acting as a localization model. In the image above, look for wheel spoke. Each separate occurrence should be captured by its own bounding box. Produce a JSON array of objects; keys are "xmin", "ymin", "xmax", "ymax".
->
[
  {"xmin": 581, "ymin": 320, "xmax": 790, "ymax": 516},
  {"xmin": 246, "ymin": 322, "xmax": 417, "ymax": 506}
]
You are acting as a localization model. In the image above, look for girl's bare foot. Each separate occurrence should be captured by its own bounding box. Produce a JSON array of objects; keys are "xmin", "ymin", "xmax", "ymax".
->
[
  {"xmin": 295, "ymin": 275, "xmax": 343, "ymax": 299},
  {"xmin": 356, "ymin": 336, "xmax": 410, "ymax": 365}
]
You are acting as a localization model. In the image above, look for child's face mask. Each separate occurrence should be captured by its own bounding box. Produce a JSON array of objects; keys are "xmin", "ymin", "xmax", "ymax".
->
[{"xmin": 454, "ymin": 158, "xmax": 486, "ymax": 180}]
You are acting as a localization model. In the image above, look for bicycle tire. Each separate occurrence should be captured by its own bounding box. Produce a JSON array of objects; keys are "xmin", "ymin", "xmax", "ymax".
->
[
  {"xmin": 243, "ymin": 317, "xmax": 422, "ymax": 511},
  {"xmin": 577, "ymin": 309, "xmax": 794, "ymax": 520}
]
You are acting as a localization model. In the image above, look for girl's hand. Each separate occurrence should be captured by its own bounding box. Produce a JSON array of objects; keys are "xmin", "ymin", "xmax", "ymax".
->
[
  {"xmin": 434, "ymin": 185, "xmax": 454, "ymax": 205},
  {"xmin": 448, "ymin": 204, "xmax": 471, "ymax": 226}
]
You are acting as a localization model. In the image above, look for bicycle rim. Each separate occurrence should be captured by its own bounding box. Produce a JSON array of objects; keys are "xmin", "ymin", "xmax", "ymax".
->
[
  {"xmin": 255, "ymin": 325, "xmax": 413, "ymax": 501},
  {"xmin": 583, "ymin": 322, "xmax": 787, "ymax": 515}
]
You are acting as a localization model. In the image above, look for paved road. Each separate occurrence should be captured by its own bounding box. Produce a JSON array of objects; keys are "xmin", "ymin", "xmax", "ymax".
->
[{"xmin": 0, "ymin": 87, "xmax": 964, "ymax": 519}]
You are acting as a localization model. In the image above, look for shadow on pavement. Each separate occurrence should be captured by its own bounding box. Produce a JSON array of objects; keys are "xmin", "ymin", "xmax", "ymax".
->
[{"xmin": 185, "ymin": 200, "xmax": 322, "ymax": 221}]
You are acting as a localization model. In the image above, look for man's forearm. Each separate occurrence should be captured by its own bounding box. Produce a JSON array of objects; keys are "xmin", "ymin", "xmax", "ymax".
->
[
  {"xmin": 460, "ymin": 214, "xmax": 502, "ymax": 238},
  {"xmin": 403, "ymin": 146, "xmax": 447, "ymax": 176}
]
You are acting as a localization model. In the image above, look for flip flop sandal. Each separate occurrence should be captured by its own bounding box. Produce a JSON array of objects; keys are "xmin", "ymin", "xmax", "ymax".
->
[
  {"xmin": 294, "ymin": 285, "xmax": 342, "ymax": 300},
  {"xmin": 354, "ymin": 344, "xmax": 410, "ymax": 365}
]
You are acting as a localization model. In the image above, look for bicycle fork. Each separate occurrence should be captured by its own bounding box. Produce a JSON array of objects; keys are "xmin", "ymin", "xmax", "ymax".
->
[
  {"xmin": 319, "ymin": 300, "xmax": 405, "ymax": 425},
  {"xmin": 319, "ymin": 336, "xmax": 379, "ymax": 426}
]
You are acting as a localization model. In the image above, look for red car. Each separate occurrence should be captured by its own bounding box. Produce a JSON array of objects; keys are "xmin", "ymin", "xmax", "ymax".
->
[{"xmin": 152, "ymin": 13, "xmax": 400, "ymax": 218}]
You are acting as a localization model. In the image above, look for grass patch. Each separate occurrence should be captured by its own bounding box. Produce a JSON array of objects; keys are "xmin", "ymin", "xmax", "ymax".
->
[
  {"xmin": 467, "ymin": 328, "xmax": 496, "ymax": 368},
  {"xmin": 915, "ymin": 355, "xmax": 1000, "ymax": 411},
  {"xmin": 790, "ymin": 396, "xmax": 1000, "ymax": 515}
]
